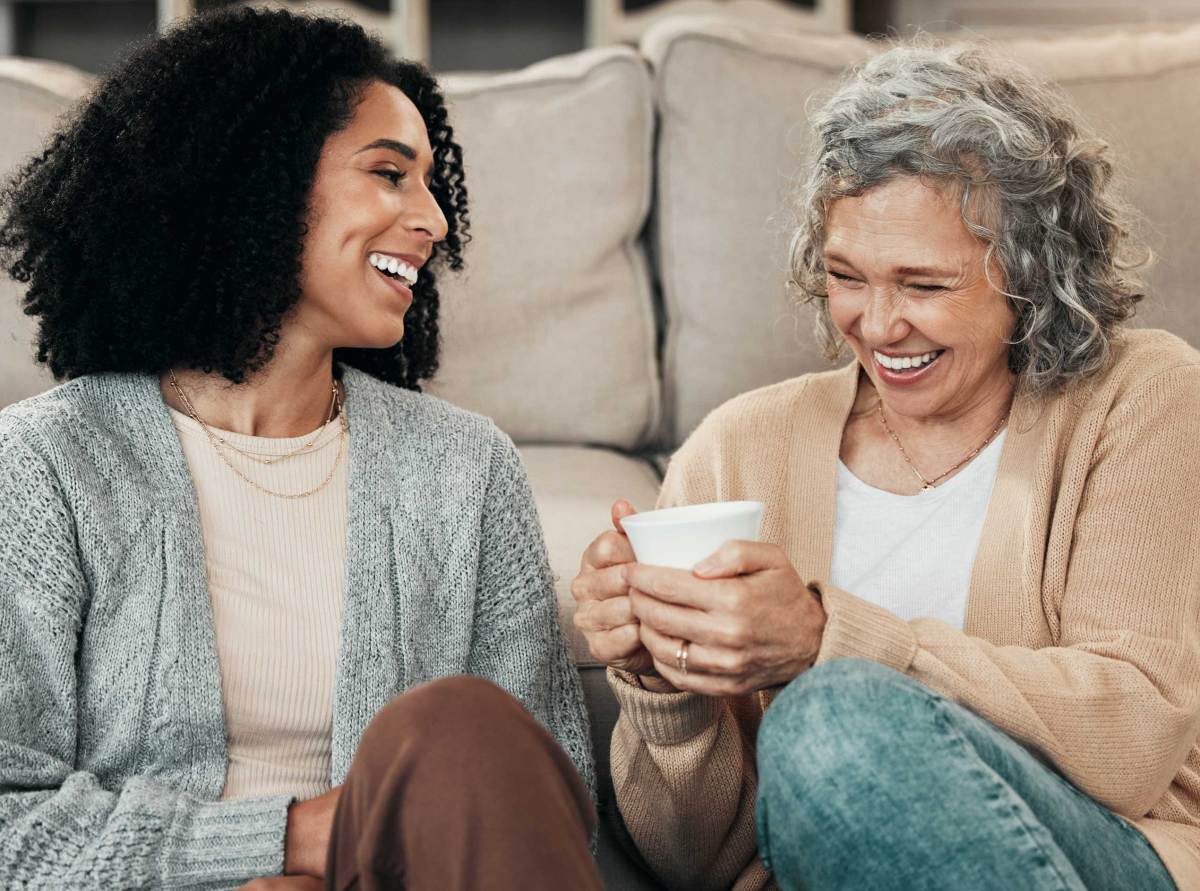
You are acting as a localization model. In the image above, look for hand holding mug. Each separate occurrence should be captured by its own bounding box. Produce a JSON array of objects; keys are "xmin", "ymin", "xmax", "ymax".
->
[
  {"xmin": 625, "ymin": 539, "xmax": 827, "ymax": 697},
  {"xmin": 571, "ymin": 501, "xmax": 673, "ymax": 688}
]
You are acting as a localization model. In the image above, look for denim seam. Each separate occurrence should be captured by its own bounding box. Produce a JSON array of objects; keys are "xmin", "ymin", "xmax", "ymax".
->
[
  {"xmin": 925, "ymin": 694, "xmax": 1082, "ymax": 891},
  {"xmin": 756, "ymin": 791, "xmax": 773, "ymax": 874}
]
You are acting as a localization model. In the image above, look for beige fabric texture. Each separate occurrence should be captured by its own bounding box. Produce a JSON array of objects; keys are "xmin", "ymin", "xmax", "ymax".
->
[
  {"xmin": 429, "ymin": 48, "xmax": 661, "ymax": 450},
  {"xmin": 999, "ymin": 26, "xmax": 1200, "ymax": 343},
  {"xmin": 644, "ymin": 18, "xmax": 1200, "ymax": 445},
  {"xmin": 609, "ymin": 328, "xmax": 1200, "ymax": 891},
  {"xmin": 0, "ymin": 60, "xmax": 89, "ymax": 408},
  {"xmin": 519, "ymin": 444, "xmax": 661, "ymax": 666},
  {"xmin": 643, "ymin": 19, "xmax": 871, "ymax": 446}
]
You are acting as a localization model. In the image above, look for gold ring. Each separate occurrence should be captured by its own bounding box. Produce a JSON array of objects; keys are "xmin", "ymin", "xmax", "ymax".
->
[{"xmin": 676, "ymin": 640, "xmax": 689, "ymax": 674}]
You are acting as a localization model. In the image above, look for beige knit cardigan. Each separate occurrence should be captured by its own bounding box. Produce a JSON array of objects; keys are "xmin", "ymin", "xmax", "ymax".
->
[{"xmin": 609, "ymin": 328, "xmax": 1200, "ymax": 891}]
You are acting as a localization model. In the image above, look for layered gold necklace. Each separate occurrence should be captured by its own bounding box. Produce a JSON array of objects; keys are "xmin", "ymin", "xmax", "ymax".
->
[
  {"xmin": 876, "ymin": 399, "xmax": 1008, "ymax": 492},
  {"xmin": 168, "ymin": 370, "xmax": 348, "ymax": 500}
]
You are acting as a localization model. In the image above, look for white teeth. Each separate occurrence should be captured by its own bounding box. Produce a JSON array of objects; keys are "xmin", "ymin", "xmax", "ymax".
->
[
  {"xmin": 368, "ymin": 254, "xmax": 420, "ymax": 287},
  {"xmin": 874, "ymin": 349, "xmax": 942, "ymax": 371}
]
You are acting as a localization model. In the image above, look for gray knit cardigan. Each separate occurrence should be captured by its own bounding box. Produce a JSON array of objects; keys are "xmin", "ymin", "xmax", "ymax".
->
[{"xmin": 0, "ymin": 366, "xmax": 594, "ymax": 889}]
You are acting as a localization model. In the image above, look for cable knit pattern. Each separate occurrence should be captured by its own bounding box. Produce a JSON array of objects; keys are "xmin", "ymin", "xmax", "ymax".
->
[
  {"xmin": 0, "ymin": 366, "xmax": 593, "ymax": 889},
  {"xmin": 609, "ymin": 328, "xmax": 1200, "ymax": 891}
]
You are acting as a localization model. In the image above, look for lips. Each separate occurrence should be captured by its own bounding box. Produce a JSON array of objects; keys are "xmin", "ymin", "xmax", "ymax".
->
[{"xmin": 372, "ymin": 264, "xmax": 413, "ymax": 302}]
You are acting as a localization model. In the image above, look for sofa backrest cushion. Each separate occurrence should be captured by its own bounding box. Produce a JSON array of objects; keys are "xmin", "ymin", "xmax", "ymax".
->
[
  {"xmin": 0, "ymin": 59, "xmax": 88, "ymax": 408},
  {"xmin": 430, "ymin": 48, "xmax": 661, "ymax": 450},
  {"xmin": 999, "ymin": 27, "xmax": 1200, "ymax": 346},
  {"xmin": 644, "ymin": 20, "xmax": 872, "ymax": 445},
  {"xmin": 646, "ymin": 18, "xmax": 1200, "ymax": 445}
]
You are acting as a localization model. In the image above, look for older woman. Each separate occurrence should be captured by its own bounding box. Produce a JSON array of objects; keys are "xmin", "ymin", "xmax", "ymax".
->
[
  {"xmin": 0, "ymin": 9, "xmax": 597, "ymax": 890},
  {"xmin": 573, "ymin": 42, "xmax": 1200, "ymax": 891}
]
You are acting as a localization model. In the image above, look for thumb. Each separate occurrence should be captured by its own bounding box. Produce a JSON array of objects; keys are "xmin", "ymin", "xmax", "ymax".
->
[{"xmin": 611, "ymin": 499, "xmax": 637, "ymax": 533}]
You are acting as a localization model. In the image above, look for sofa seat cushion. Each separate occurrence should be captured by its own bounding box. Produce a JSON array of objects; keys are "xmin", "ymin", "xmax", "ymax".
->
[{"xmin": 519, "ymin": 444, "xmax": 662, "ymax": 667}]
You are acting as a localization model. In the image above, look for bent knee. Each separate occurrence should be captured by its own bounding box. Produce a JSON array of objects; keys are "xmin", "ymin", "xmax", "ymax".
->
[
  {"xmin": 362, "ymin": 675, "xmax": 528, "ymax": 749},
  {"xmin": 758, "ymin": 660, "xmax": 934, "ymax": 781}
]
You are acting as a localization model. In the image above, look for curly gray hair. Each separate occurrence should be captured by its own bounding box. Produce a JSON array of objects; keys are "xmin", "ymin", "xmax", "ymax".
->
[{"xmin": 790, "ymin": 40, "xmax": 1146, "ymax": 393}]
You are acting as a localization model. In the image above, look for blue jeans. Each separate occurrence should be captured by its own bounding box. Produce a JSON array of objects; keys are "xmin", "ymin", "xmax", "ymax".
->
[{"xmin": 755, "ymin": 659, "xmax": 1177, "ymax": 891}]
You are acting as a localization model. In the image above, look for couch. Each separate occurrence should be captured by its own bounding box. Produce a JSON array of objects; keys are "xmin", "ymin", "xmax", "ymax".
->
[{"xmin": 4, "ymin": 16, "xmax": 1200, "ymax": 890}]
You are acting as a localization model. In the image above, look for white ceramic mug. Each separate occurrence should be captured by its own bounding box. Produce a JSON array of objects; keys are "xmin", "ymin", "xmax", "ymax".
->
[{"xmin": 619, "ymin": 501, "xmax": 765, "ymax": 570}]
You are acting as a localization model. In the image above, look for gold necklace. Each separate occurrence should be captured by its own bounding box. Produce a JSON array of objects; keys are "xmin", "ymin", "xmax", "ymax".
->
[
  {"xmin": 876, "ymin": 400, "xmax": 1008, "ymax": 492},
  {"xmin": 168, "ymin": 372, "xmax": 349, "ymax": 500},
  {"xmin": 169, "ymin": 371, "xmax": 338, "ymax": 465}
]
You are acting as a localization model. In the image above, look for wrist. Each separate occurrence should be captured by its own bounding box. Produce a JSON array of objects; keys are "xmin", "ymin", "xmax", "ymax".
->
[
  {"xmin": 636, "ymin": 673, "xmax": 680, "ymax": 694},
  {"xmin": 283, "ymin": 799, "xmax": 319, "ymax": 877}
]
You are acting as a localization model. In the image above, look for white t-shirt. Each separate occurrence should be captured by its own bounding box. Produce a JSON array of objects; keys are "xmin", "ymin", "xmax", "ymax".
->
[{"xmin": 830, "ymin": 431, "xmax": 1006, "ymax": 630}]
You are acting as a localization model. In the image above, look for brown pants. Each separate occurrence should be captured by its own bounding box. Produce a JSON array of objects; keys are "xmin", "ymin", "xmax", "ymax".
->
[{"xmin": 325, "ymin": 675, "xmax": 601, "ymax": 891}]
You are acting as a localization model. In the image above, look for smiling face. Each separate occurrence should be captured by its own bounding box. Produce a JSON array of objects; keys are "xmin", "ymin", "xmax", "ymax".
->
[
  {"xmin": 824, "ymin": 176, "xmax": 1017, "ymax": 423},
  {"xmin": 294, "ymin": 80, "xmax": 449, "ymax": 351}
]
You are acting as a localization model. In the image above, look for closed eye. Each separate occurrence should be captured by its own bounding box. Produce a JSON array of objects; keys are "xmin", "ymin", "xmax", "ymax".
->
[
  {"xmin": 829, "ymin": 270, "xmax": 859, "ymax": 283},
  {"xmin": 374, "ymin": 170, "xmax": 406, "ymax": 186},
  {"xmin": 908, "ymin": 283, "xmax": 945, "ymax": 293}
]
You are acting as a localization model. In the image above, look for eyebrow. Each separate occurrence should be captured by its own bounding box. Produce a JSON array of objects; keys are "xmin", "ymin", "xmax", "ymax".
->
[
  {"xmin": 354, "ymin": 138, "xmax": 417, "ymax": 160},
  {"xmin": 824, "ymin": 252, "xmax": 957, "ymax": 279}
]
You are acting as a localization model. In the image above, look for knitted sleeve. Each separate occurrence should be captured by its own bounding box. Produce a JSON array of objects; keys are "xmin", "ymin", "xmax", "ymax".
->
[
  {"xmin": 467, "ymin": 428, "xmax": 596, "ymax": 803},
  {"xmin": 607, "ymin": 425, "xmax": 769, "ymax": 891},
  {"xmin": 0, "ymin": 414, "xmax": 291, "ymax": 890}
]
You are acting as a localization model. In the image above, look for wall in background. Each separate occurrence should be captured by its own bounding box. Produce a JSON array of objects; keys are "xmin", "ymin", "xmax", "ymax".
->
[
  {"xmin": 11, "ymin": 1, "xmax": 155, "ymax": 72},
  {"xmin": 8, "ymin": 0, "xmax": 825, "ymax": 75},
  {"xmin": 430, "ymin": 0, "xmax": 585, "ymax": 72},
  {"xmin": 7, "ymin": 0, "xmax": 1200, "ymax": 76},
  {"xmin": 891, "ymin": 0, "xmax": 1200, "ymax": 32}
]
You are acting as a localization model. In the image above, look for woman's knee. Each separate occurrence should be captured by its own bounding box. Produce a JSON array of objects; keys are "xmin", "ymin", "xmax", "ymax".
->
[
  {"xmin": 755, "ymin": 660, "xmax": 939, "ymax": 872},
  {"xmin": 758, "ymin": 659, "xmax": 937, "ymax": 804},
  {"xmin": 360, "ymin": 675, "xmax": 530, "ymax": 760},
  {"xmin": 762, "ymin": 660, "xmax": 925, "ymax": 747},
  {"xmin": 355, "ymin": 677, "xmax": 540, "ymax": 773}
]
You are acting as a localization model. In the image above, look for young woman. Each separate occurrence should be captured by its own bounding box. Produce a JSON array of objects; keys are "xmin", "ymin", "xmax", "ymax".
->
[{"xmin": 0, "ymin": 9, "xmax": 598, "ymax": 889}]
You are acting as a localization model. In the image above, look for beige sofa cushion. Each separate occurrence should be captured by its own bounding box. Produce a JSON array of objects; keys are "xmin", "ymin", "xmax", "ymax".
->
[
  {"xmin": 430, "ymin": 49, "xmax": 661, "ymax": 451},
  {"xmin": 519, "ymin": 445, "xmax": 662, "ymax": 666},
  {"xmin": 0, "ymin": 58, "xmax": 90, "ymax": 408},
  {"xmin": 998, "ymin": 27, "xmax": 1200, "ymax": 343},
  {"xmin": 643, "ymin": 21, "xmax": 871, "ymax": 444},
  {"xmin": 646, "ymin": 19, "xmax": 1200, "ymax": 445}
]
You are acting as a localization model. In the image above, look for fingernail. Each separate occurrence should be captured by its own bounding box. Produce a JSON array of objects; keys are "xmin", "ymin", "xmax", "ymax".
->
[{"xmin": 694, "ymin": 558, "xmax": 717, "ymax": 575}]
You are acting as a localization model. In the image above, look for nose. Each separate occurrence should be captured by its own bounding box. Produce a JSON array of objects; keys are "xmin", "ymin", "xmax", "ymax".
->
[
  {"xmin": 409, "ymin": 179, "xmax": 449, "ymax": 244},
  {"xmin": 858, "ymin": 286, "xmax": 910, "ymax": 346}
]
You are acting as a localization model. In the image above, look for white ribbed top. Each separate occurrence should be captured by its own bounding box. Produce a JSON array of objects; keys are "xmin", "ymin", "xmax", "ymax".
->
[
  {"xmin": 830, "ymin": 431, "xmax": 1006, "ymax": 630},
  {"xmin": 168, "ymin": 407, "xmax": 347, "ymax": 802}
]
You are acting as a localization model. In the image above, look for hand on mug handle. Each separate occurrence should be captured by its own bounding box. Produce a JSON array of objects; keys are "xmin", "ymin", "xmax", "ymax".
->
[{"xmin": 571, "ymin": 501, "xmax": 677, "ymax": 692}]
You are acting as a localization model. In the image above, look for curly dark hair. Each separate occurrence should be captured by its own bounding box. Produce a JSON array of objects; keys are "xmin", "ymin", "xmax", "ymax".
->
[{"xmin": 0, "ymin": 6, "xmax": 468, "ymax": 390}]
